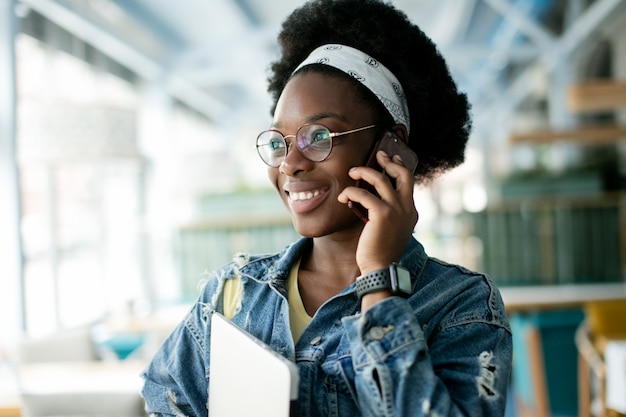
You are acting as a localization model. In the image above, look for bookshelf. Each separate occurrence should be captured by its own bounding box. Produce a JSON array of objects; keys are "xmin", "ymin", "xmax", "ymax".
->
[
  {"xmin": 467, "ymin": 193, "xmax": 625, "ymax": 286},
  {"xmin": 567, "ymin": 79, "xmax": 626, "ymax": 114},
  {"xmin": 477, "ymin": 80, "xmax": 626, "ymax": 287}
]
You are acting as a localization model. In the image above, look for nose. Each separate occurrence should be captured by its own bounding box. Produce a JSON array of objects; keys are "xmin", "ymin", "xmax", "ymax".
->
[{"xmin": 279, "ymin": 138, "xmax": 314, "ymax": 176}]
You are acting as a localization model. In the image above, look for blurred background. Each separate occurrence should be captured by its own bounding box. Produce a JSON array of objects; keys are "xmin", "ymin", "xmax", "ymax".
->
[{"xmin": 0, "ymin": 0, "xmax": 625, "ymax": 416}]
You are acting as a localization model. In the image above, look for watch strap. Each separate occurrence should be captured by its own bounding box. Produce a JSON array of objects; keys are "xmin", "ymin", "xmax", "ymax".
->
[{"xmin": 356, "ymin": 267, "xmax": 392, "ymax": 299}]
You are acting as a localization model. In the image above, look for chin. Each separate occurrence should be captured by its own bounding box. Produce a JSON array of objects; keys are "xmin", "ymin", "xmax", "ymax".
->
[
  {"xmin": 291, "ymin": 219, "xmax": 325, "ymax": 238},
  {"xmin": 291, "ymin": 211, "xmax": 362, "ymax": 238}
]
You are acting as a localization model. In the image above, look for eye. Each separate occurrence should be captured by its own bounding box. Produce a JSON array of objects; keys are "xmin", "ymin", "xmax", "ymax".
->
[
  {"xmin": 269, "ymin": 138, "xmax": 284, "ymax": 150},
  {"xmin": 309, "ymin": 128, "xmax": 331, "ymax": 146}
]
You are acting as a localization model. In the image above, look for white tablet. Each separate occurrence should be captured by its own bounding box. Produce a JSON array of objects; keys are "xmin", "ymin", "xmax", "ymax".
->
[{"xmin": 208, "ymin": 312, "xmax": 299, "ymax": 417}]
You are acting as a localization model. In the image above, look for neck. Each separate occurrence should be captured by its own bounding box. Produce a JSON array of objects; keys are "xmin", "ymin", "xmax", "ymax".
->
[
  {"xmin": 294, "ymin": 233, "xmax": 360, "ymax": 316},
  {"xmin": 301, "ymin": 233, "xmax": 361, "ymax": 288}
]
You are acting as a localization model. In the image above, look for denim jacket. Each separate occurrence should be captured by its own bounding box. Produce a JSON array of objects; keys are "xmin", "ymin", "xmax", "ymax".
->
[{"xmin": 141, "ymin": 236, "xmax": 512, "ymax": 417}]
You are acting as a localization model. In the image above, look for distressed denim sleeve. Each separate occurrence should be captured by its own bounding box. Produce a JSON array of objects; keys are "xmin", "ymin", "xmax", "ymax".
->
[
  {"xmin": 342, "ymin": 296, "xmax": 512, "ymax": 417},
  {"xmin": 141, "ymin": 298, "xmax": 215, "ymax": 417}
]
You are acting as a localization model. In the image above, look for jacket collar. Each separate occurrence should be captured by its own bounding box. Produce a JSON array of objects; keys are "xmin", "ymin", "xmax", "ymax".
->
[{"xmin": 237, "ymin": 235, "xmax": 427, "ymax": 290}]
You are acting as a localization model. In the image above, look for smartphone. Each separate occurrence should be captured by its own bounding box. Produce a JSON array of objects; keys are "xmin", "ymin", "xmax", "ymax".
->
[{"xmin": 350, "ymin": 131, "xmax": 419, "ymax": 222}]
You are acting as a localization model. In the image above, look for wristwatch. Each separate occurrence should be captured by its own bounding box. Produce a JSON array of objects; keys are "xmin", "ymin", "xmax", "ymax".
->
[{"xmin": 356, "ymin": 263, "xmax": 412, "ymax": 300}]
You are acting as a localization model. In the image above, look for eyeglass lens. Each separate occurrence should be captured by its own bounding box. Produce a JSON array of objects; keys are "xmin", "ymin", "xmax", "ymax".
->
[{"xmin": 256, "ymin": 124, "xmax": 333, "ymax": 167}]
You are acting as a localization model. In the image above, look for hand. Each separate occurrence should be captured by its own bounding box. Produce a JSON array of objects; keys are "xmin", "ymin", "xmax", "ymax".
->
[{"xmin": 338, "ymin": 149, "xmax": 418, "ymax": 276}]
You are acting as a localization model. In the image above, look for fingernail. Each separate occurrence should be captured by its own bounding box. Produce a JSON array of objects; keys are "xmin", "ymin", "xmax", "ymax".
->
[
  {"xmin": 393, "ymin": 154, "xmax": 403, "ymax": 163},
  {"xmin": 379, "ymin": 150, "xmax": 389, "ymax": 157}
]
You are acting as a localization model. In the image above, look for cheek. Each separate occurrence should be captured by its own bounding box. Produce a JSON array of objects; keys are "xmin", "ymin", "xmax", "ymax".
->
[
  {"xmin": 268, "ymin": 167, "xmax": 290, "ymax": 204},
  {"xmin": 332, "ymin": 143, "xmax": 372, "ymax": 173}
]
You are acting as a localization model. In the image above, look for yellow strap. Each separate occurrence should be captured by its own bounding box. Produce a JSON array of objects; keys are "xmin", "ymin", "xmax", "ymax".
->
[
  {"xmin": 288, "ymin": 258, "xmax": 312, "ymax": 343},
  {"xmin": 221, "ymin": 260, "xmax": 312, "ymax": 342},
  {"xmin": 223, "ymin": 276, "xmax": 243, "ymax": 320}
]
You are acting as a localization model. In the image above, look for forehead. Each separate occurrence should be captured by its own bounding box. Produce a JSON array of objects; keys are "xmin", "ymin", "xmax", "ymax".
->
[{"xmin": 273, "ymin": 71, "xmax": 375, "ymax": 127}]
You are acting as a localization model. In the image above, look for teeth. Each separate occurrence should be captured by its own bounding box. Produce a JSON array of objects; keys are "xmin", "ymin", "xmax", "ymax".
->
[{"xmin": 290, "ymin": 189, "xmax": 321, "ymax": 201}]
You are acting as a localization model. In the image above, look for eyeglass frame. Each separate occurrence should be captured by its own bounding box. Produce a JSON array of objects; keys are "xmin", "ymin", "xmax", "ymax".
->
[{"xmin": 255, "ymin": 123, "xmax": 378, "ymax": 167}]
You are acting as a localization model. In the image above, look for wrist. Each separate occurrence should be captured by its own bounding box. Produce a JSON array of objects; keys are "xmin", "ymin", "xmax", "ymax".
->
[
  {"xmin": 360, "ymin": 290, "xmax": 392, "ymax": 312},
  {"xmin": 355, "ymin": 263, "xmax": 412, "ymax": 302}
]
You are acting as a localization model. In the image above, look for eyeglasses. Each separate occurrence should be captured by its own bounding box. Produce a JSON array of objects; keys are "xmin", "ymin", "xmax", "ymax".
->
[{"xmin": 256, "ymin": 123, "xmax": 377, "ymax": 167}]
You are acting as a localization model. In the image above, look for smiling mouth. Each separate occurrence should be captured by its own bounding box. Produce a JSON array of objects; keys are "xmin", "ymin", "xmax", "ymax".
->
[{"xmin": 288, "ymin": 189, "xmax": 322, "ymax": 201}]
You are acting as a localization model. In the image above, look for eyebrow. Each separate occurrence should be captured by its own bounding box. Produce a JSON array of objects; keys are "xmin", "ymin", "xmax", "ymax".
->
[{"xmin": 272, "ymin": 112, "xmax": 349, "ymax": 130}]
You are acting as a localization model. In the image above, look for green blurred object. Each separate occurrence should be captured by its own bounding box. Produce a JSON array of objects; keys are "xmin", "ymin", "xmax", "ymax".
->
[
  {"xmin": 99, "ymin": 333, "xmax": 145, "ymax": 360},
  {"xmin": 510, "ymin": 309, "xmax": 585, "ymax": 417}
]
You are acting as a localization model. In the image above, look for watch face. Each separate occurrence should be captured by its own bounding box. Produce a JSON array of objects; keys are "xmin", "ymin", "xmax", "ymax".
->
[{"xmin": 397, "ymin": 266, "xmax": 412, "ymax": 294}]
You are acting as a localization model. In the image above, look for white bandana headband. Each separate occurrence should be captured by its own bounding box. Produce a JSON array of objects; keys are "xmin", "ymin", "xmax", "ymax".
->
[{"xmin": 293, "ymin": 44, "xmax": 410, "ymax": 133}]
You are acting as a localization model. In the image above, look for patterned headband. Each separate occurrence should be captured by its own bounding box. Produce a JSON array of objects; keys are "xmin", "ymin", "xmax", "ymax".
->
[{"xmin": 293, "ymin": 44, "xmax": 410, "ymax": 133}]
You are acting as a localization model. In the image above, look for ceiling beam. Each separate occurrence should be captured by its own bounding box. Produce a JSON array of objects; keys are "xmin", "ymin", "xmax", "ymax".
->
[
  {"xmin": 424, "ymin": 0, "xmax": 477, "ymax": 46},
  {"xmin": 473, "ymin": 0, "xmax": 624, "ymax": 139},
  {"xmin": 455, "ymin": 0, "xmax": 545, "ymax": 108},
  {"xmin": 231, "ymin": 0, "xmax": 261, "ymax": 26},
  {"xmin": 483, "ymin": 0, "xmax": 555, "ymax": 48},
  {"xmin": 20, "ymin": 0, "xmax": 228, "ymax": 121},
  {"xmin": 106, "ymin": 0, "xmax": 185, "ymax": 49}
]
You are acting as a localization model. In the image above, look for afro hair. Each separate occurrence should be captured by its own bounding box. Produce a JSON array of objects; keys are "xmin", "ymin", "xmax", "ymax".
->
[{"xmin": 268, "ymin": 0, "xmax": 472, "ymax": 182}]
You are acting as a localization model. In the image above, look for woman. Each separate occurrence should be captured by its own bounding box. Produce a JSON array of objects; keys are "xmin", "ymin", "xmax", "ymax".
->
[{"xmin": 141, "ymin": 0, "xmax": 512, "ymax": 416}]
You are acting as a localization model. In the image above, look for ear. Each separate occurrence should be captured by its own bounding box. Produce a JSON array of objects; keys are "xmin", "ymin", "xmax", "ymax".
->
[{"xmin": 389, "ymin": 124, "xmax": 409, "ymax": 144}]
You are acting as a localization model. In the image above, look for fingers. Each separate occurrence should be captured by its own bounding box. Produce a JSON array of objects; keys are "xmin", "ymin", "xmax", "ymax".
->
[
  {"xmin": 372, "ymin": 150, "xmax": 415, "ymax": 199},
  {"xmin": 338, "ymin": 150, "xmax": 415, "ymax": 212}
]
